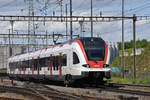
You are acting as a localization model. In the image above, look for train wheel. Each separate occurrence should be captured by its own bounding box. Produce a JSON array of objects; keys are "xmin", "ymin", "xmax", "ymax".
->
[
  {"xmin": 105, "ymin": 72, "xmax": 111, "ymax": 79},
  {"xmin": 64, "ymin": 74, "xmax": 72, "ymax": 87}
]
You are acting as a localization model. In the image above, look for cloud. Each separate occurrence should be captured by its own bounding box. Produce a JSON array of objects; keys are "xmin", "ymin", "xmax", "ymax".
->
[{"xmin": 0, "ymin": 0, "xmax": 150, "ymax": 43}]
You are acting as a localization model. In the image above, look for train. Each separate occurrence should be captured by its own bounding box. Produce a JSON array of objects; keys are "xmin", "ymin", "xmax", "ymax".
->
[
  {"xmin": 7, "ymin": 37, "xmax": 111, "ymax": 86},
  {"xmin": 107, "ymin": 42, "xmax": 119, "ymax": 64}
]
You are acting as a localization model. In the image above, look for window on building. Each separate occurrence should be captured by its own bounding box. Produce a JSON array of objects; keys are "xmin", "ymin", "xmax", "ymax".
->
[{"xmin": 73, "ymin": 52, "xmax": 80, "ymax": 64}]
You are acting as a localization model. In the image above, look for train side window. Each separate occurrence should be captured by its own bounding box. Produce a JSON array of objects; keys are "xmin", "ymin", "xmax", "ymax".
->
[
  {"xmin": 37, "ymin": 59, "xmax": 41, "ymax": 70},
  {"xmin": 22, "ymin": 61, "xmax": 25, "ymax": 70},
  {"xmin": 16, "ymin": 62, "xmax": 18, "ymax": 68},
  {"xmin": 29, "ymin": 60, "xmax": 32, "ymax": 68},
  {"xmin": 53, "ymin": 56, "xmax": 56, "ymax": 70},
  {"xmin": 56, "ymin": 56, "xmax": 59, "ymax": 70},
  {"xmin": 39, "ymin": 58, "xmax": 45, "ymax": 67},
  {"xmin": 45, "ymin": 57, "xmax": 50, "ymax": 67},
  {"xmin": 52, "ymin": 56, "xmax": 59, "ymax": 71},
  {"xmin": 54, "ymin": 56, "xmax": 58, "ymax": 70},
  {"xmin": 34, "ymin": 59, "xmax": 38, "ymax": 70},
  {"xmin": 26, "ymin": 60, "xmax": 29, "ymax": 68},
  {"xmin": 62, "ymin": 54, "xmax": 67, "ymax": 66},
  {"xmin": 18, "ymin": 62, "xmax": 21, "ymax": 68},
  {"xmin": 73, "ymin": 52, "xmax": 80, "ymax": 64}
]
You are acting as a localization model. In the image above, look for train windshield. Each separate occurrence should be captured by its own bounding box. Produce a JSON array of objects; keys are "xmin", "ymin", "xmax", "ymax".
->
[{"xmin": 80, "ymin": 38, "xmax": 105, "ymax": 61}]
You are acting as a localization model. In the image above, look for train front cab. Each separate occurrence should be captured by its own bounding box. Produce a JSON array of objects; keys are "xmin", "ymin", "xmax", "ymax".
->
[{"xmin": 75, "ymin": 37, "xmax": 111, "ymax": 82}]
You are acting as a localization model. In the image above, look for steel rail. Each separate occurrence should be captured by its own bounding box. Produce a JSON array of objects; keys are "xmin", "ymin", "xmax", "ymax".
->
[
  {"xmin": 0, "ymin": 85, "xmax": 48, "ymax": 100},
  {"xmin": 27, "ymin": 83, "xmax": 83, "ymax": 100},
  {"xmin": 0, "ymin": 85, "xmax": 82, "ymax": 100},
  {"xmin": 96, "ymin": 83, "xmax": 150, "ymax": 96},
  {"xmin": 108, "ymin": 82, "xmax": 150, "ymax": 88},
  {"xmin": 100, "ymin": 87, "xmax": 150, "ymax": 96}
]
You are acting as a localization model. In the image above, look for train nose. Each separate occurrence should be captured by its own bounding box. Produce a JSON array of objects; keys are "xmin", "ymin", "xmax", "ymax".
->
[{"xmin": 88, "ymin": 61, "xmax": 104, "ymax": 68}]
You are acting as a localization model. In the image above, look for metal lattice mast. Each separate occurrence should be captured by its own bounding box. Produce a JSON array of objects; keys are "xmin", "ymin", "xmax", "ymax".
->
[{"xmin": 26, "ymin": 0, "xmax": 36, "ymax": 51}]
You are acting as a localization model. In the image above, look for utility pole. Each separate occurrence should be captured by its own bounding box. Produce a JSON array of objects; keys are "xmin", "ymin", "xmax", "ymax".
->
[
  {"xmin": 91, "ymin": 0, "xmax": 93, "ymax": 37},
  {"xmin": 8, "ymin": 29, "xmax": 12, "ymax": 57},
  {"xmin": 122, "ymin": 0, "xmax": 125, "ymax": 79},
  {"xmin": 46, "ymin": 30, "xmax": 48, "ymax": 48},
  {"xmin": 79, "ymin": 21, "xmax": 84, "ymax": 37},
  {"xmin": 66, "ymin": 4, "xmax": 68, "ymax": 39},
  {"xmin": 26, "ymin": 0, "xmax": 35, "ymax": 51},
  {"xmin": 100, "ymin": 11, "xmax": 102, "ymax": 17},
  {"xmin": 60, "ymin": 0, "xmax": 63, "ymax": 22},
  {"xmin": 60, "ymin": 0, "xmax": 63, "ymax": 17},
  {"xmin": 133, "ymin": 14, "xmax": 136, "ymax": 81},
  {"xmin": 70, "ymin": 0, "xmax": 73, "ymax": 39},
  {"xmin": 10, "ymin": 21, "xmax": 14, "ymax": 45}
]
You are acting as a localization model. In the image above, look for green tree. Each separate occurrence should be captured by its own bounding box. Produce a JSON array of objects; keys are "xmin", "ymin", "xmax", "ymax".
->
[{"xmin": 118, "ymin": 39, "xmax": 148, "ymax": 50}]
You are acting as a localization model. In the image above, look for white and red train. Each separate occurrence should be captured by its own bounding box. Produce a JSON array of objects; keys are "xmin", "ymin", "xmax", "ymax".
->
[{"xmin": 7, "ymin": 37, "xmax": 111, "ymax": 85}]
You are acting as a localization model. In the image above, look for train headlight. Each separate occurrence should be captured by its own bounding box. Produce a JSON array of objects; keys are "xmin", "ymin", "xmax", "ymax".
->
[
  {"xmin": 103, "ymin": 64, "xmax": 109, "ymax": 68},
  {"xmin": 82, "ymin": 64, "xmax": 90, "ymax": 68}
]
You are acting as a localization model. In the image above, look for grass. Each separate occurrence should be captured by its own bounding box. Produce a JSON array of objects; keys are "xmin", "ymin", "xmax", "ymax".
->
[
  {"xmin": 109, "ymin": 76, "xmax": 150, "ymax": 85},
  {"xmin": 111, "ymin": 44, "xmax": 150, "ymax": 74},
  {"xmin": 119, "ymin": 48, "xmax": 133, "ymax": 56}
]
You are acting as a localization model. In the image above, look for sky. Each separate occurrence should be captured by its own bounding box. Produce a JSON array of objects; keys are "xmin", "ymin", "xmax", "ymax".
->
[{"xmin": 0, "ymin": 0, "xmax": 150, "ymax": 44}]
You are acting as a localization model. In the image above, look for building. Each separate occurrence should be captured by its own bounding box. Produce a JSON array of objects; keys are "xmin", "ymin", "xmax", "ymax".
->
[{"xmin": 0, "ymin": 45, "xmax": 27, "ymax": 69}]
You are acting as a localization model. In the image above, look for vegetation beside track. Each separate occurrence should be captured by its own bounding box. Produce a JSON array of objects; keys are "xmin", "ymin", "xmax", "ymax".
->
[
  {"xmin": 111, "ymin": 40, "xmax": 150, "ymax": 74},
  {"xmin": 108, "ymin": 76, "xmax": 150, "ymax": 85},
  {"xmin": 110, "ymin": 41, "xmax": 150, "ymax": 85}
]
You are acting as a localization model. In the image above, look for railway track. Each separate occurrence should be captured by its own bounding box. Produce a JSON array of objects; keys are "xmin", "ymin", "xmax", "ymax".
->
[
  {"xmin": 0, "ymin": 85, "xmax": 48, "ymax": 100},
  {"xmin": 31, "ymin": 82, "xmax": 150, "ymax": 99},
  {"xmin": 24, "ymin": 82, "xmax": 114, "ymax": 100},
  {"xmin": 24, "ymin": 83, "xmax": 82, "ymax": 100},
  {"xmin": 1, "ymin": 79, "xmax": 150, "ymax": 100},
  {"xmin": 0, "ymin": 97, "xmax": 23, "ymax": 100},
  {"xmin": 0, "ymin": 83, "xmax": 107, "ymax": 100},
  {"xmin": 0, "ymin": 85, "xmax": 82, "ymax": 100},
  {"xmin": 97, "ymin": 85, "xmax": 150, "ymax": 96},
  {"xmin": 108, "ymin": 82, "xmax": 150, "ymax": 88},
  {"xmin": 93, "ymin": 82, "xmax": 150, "ymax": 98}
]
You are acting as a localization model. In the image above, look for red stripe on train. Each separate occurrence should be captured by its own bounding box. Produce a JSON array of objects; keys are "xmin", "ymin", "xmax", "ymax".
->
[
  {"xmin": 59, "ymin": 56, "xmax": 62, "ymax": 76},
  {"xmin": 76, "ymin": 40, "xmax": 88, "ymax": 63},
  {"xmin": 49, "ymin": 56, "xmax": 53, "ymax": 75}
]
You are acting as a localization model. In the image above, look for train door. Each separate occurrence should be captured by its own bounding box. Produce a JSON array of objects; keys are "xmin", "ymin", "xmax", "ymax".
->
[
  {"xmin": 70, "ymin": 50, "xmax": 81, "ymax": 75},
  {"xmin": 61, "ymin": 53, "xmax": 67, "ymax": 75},
  {"xmin": 37, "ymin": 58, "xmax": 40, "ymax": 75},
  {"xmin": 23, "ymin": 61, "xmax": 26, "ymax": 75},
  {"xmin": 66, "ymin": 49, "xmax": 72, "ymax": 74},
  {"xmin": 32, "ymin": 58, "xmax": 34, "ymax": 75},
  {"xmin": 59, "ymin": 54, "xmax": 62, "ymax": 76},
  {"xmin": 49, "ymin": 56, "xmax": 53, "ymax": 75}
]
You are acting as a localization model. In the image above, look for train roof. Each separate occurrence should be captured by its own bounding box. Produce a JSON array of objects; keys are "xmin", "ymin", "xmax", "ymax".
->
[
  {"xmin": 64, "ymin": 37, "xmax": 104, "ymax": 42},
  {"xmin": 8, "ymin": 37, "xmax": 104, "ymax": 62}
]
